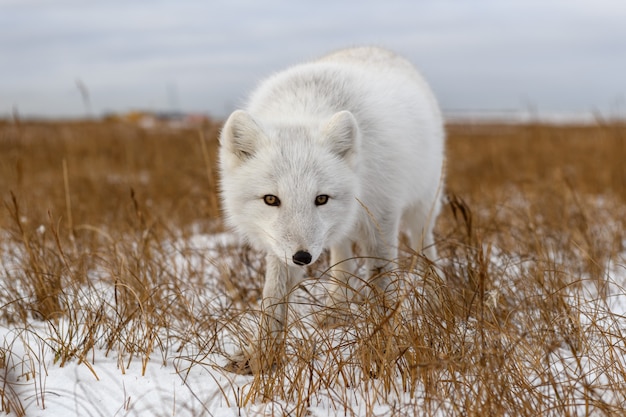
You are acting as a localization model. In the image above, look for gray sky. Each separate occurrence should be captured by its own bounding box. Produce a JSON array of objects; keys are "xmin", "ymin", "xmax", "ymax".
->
[{"xmin": 1, "ymin": 0, "xmax": 625, "ymax": 119}]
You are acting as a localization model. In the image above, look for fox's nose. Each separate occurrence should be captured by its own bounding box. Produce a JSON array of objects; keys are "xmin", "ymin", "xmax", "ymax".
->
[{"xmin": 292, "ymin": 250, "xmax": 312, "ymax": 266}]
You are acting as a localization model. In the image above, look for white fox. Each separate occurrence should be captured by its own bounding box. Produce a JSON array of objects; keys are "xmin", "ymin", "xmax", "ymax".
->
[{"xmin": 219, "ymin": 46, "xmax": 445, "ymax": 371}]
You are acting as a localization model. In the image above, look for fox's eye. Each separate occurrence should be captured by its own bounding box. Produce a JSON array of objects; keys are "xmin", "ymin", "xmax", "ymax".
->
[
  {"xmin": 315, "ymin": 195, "xmax": 329, "ymax": 206},
  {"xmin": 263, "ymin": 195, "xmax": 281, "ymax": 206}
]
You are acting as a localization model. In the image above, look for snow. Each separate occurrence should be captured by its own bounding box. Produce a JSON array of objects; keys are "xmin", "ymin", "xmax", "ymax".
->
[
  {"xmin": 1, "ymin": 328, "xmax": 239, "ymax": 416},
  {"xmin": 0, "ymin": 321, "xmax": 417, "ymax": 416},
  {"xmin": 1, "ymin": 229, "xmax": 626, "ymax": 416}
]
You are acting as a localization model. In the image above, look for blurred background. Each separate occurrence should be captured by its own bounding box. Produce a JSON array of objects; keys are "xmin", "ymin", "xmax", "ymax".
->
[{"xmin": 1, "ymin": 0, "xmax": 625, "ymax": 121}]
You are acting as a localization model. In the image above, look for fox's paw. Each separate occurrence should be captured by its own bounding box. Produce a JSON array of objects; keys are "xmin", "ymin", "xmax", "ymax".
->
[
  {"xmin": 223, "ymin": 349, "xmax": 254, "ymax": 375},
  {"xmin": 223, "ymin": 348, "xmax": 279, "ymax": 375}
]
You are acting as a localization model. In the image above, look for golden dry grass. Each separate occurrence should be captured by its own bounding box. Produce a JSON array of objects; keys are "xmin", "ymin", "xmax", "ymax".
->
[{"xmin": 1, "ymin": 118, "xmax": 625, "ymax": 416}]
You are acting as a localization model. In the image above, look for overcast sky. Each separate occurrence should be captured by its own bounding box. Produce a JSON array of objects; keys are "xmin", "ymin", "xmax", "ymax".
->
[{"xmin": 1, "ymin": 0, "xmax": 625, "ymax": 119}]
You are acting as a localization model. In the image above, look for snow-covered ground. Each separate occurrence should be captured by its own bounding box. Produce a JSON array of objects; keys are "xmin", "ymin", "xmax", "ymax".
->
[
  {"xmin": 1, "ymin": 229, "xmax": 625, "ymax": 416},
  {"xmin": 1, "ymin": 232, "xmax": 395, "ymax": 416}
]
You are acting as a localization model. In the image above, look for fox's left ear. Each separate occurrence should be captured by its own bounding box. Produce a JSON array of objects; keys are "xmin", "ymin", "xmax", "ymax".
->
[
  {"xmin": 220, "ymin": 110, "xmax": 267, "ymax": 164},
  {"xmin": 321, "ymin": 111, "xmax": 360, "ymax": 167}
]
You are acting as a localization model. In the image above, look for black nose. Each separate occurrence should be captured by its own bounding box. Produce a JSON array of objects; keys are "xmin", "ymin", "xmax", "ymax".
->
[{"xmin": 292, "ymin": 250, "xmax": 312, "ymax": 266}]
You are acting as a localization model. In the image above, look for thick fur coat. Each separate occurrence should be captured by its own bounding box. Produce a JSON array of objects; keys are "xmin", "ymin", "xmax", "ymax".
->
[{"xmin": 219, "ymin": 46, "xmax": 445, "ymax": 370}]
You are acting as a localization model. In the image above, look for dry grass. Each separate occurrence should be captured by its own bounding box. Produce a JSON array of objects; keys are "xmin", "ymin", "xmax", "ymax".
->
[{"xmin": 1, "ymin": 118, "xmax": 625, "ymax": 416}]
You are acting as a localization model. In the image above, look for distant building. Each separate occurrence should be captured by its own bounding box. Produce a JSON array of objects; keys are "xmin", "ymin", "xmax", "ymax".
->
[{"xmin": 104, "ymin": 111, "xmax": 212, "ymax": 129}]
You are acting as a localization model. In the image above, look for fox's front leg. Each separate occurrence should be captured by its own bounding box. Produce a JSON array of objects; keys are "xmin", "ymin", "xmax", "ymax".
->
[
  {"xmin": 362, "ymin": 217, "xmax": 400, "ymax": 307},
  {"xmin": 259, "ymin": 255, "xmax": 291, "ymax": 347},
  {"xmin": 326, "ymin": 240, "xmax": 358, "ymax": 308},
  {"xmin": 231, "ymin": 255, "xmax": 301, "ymax": 373}
]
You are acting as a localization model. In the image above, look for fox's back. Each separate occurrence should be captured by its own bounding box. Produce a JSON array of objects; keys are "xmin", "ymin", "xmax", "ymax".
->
[{"xmin": 243, "ymin": 46, "xmax": 444, "ymax": 208}]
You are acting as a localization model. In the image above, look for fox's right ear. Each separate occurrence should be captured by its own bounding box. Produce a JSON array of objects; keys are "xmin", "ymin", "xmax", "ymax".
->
[{"xmin": 220, "ymin": 110, "xmax": 266, "ymax": 163}]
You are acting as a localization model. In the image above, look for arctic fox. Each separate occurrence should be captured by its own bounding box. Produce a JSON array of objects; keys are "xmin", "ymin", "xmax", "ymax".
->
[{"xmin": 219, "ymin": 46, "xmax": 444, "ymax": 370}]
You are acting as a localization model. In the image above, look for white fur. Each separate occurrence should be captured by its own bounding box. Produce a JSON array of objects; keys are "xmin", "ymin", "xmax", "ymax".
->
[{"xmin": 219, "ymin": 47, "xmax": 445, "ymax": 362}]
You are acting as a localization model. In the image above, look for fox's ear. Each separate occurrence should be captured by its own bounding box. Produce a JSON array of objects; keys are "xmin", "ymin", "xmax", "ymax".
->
[
  {"xmin": 220, "ymin": 110, "xmax": 266, "ymax": 162},
  {"xmin": 321, "ymin": 111, "xmax": 360, "ymax": 166}
]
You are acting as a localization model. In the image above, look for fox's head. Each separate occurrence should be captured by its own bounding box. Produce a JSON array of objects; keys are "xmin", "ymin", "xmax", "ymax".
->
[{"xmin": 219, "ymin": 110, "xmax": 361, "ymax": 267}]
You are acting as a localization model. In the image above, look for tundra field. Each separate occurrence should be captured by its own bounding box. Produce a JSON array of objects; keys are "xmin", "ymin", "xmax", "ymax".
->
[{"xmin": 0, "ymin": 119, "xmax": 625, "ymax": 416}]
